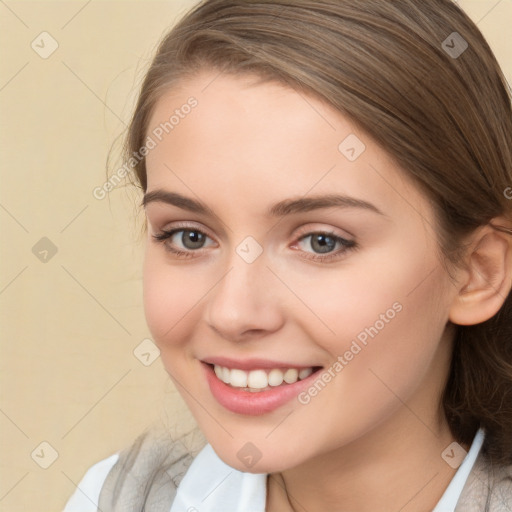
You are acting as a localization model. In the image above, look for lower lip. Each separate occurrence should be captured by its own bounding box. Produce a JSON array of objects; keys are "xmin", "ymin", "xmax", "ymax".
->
[{"xmin": 202, "ymin": 362, "xmax": 321, "ymax": 416}]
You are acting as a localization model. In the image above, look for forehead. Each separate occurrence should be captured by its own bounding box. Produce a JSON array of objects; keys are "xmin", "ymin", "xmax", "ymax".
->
[
  {"xmin": 144, "ymin": 71, "xmax": 429, "ymax": 222},
  {"xmin": 147, "ymin": 70, "xmax": 339, "ymax": 159}
]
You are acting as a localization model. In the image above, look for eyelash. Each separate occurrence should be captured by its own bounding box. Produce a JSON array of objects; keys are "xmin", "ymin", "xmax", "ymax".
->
[{"xmin": 151, "ymin": 223, "xmax": 358, "ymax": 263}]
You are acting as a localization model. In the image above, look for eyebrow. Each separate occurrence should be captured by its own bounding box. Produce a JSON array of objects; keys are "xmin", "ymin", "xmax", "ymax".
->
[{"xmin": 142, "ymin": 189, "xmax": 385, "ymax": 217}]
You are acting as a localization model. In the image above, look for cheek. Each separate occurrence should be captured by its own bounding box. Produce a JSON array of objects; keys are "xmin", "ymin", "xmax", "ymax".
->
[
  {"xmin": 289, "ymin": 244, "xmax": 451, "ymax": 393},
  {"xmin": 282, "ymin": 278, "xmax": 451, "ymax": 461},
  {"xmin": 142, "ymin": 249, "xmax": 199, "ymax": 348},
  {"xmin": 315, "ymin": 273, "xmax": 450, "ymax": 423},
  {"xmin": 282, "ymin": 257, "xmax": 425, "ymax": 357}
]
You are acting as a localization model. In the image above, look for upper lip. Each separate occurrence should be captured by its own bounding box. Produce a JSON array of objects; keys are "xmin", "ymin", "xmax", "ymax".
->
[{"xmin": 201, "ymin": 356, "xmax": 322, "ymax": 371}]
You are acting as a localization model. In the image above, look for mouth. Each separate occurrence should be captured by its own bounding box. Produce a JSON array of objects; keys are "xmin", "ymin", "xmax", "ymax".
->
[{"xmin": 201, "ymin": 360, "xmax": 323, "ymax": 415}]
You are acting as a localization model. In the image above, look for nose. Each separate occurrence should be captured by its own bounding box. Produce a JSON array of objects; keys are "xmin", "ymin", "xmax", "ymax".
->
[{"xmin": 204, "ymin": 250, "xmax": 285, "ymax": 342}]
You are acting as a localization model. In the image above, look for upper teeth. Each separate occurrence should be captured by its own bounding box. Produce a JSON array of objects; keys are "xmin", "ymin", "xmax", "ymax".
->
[{"xmin": 213, "ymin": 365, "xmax": 314, "ymax": 389}]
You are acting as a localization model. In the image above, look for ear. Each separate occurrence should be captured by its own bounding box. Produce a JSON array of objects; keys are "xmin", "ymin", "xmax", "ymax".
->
[{"xmin": 449, "ymin": 218, "xmax": 512, "ymax": 326}]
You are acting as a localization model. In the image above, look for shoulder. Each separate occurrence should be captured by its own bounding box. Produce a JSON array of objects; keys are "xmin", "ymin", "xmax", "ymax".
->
[
  {"xmin": 488, "ymin": 460, "xmax": 512, "ymax": 510},
  {"xmin": 62, "ymin": 427, "xmax": 205, "ymax": 512},
  {"xmin": 456, "ymin": 450, "xmax": 512, "ymax": 512},
  {"xmin": 99, "ymin": 427, "xmax": 202, "ymax": 511},
  {"xmin": 62, "ymin": 453, "xmax": 119, "ymax": 512}
]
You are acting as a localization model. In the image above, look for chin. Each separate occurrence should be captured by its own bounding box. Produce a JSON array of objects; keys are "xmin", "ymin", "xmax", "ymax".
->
[{"xmin": 209, "ymin": 439, "xmax": 307, "ymax": 474}]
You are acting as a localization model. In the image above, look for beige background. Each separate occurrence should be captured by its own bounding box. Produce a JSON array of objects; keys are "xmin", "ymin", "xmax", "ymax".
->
[{"xmin": 0, "ymin": 1, "xmax": 510, "ymax": 510}]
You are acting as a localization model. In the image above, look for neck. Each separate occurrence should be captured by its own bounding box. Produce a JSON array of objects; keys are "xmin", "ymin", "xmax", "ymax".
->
[
  {"xmin": 266, "ymin": 332, "xmax": 473, "ymax": 512},
  {"xmin": 269, "ymin": 412, "xmax": 467, "ymax": 512}
]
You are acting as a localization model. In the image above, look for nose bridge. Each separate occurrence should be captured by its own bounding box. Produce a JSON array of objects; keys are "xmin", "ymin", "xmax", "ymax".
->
[
  {"xmin": 204, "ymin": 237, "xmax": 283, "ymax": 339},
  {"xmin": 220, "ymin": 234, "xmax": 268, "ymax": 299}
]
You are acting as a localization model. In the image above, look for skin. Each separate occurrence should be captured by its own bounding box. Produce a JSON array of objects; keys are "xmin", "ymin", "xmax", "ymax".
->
[{"xmin": 141, "ymin": 70, "xmax": 504, "ymax": 511}]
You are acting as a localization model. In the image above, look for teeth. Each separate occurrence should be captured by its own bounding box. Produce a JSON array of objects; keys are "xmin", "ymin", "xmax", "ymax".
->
[
  {"xmin": 283, "ymin": 368, "xmax": 298, "ymax": 384},
  {"xmin": 212, "ymin": 364, "xmax": 315, "ymax": 390},
  {"xmin": 299, "ymin": 367, "xmax": 313, "ymax": 380},
  {"xmin": 230, "ymin": 369, "xmax": 248, "ymax": 387},
  {"xmin": 268, "ymin": 369, "xmax": 284, "ymax": 387},
  {"xmin": 247, "ymin": 369, "xmax": 268, "ymax": 389}
]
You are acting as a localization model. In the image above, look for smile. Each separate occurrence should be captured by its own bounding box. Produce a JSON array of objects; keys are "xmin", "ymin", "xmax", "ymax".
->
[
  {"xmin": 213, "ymin": 364, "xmax": 316, "ymax": 391},
  {"xmin": 201, "ymin": 361, "xmax": 323, "ymax": 415}
]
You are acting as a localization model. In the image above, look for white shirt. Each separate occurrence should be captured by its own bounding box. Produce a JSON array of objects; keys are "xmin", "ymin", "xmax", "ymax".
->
[{"xmin": 63, "ymin": 428, "xmax": 485, "ymax": 512}]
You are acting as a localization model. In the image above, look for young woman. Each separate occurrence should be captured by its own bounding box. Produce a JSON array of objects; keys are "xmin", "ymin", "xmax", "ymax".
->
[{"xmin": 63, "ymin": 0, "xmax": 512, "ymax": 510}]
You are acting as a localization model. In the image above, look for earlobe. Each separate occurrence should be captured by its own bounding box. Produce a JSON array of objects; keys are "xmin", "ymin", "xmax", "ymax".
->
[{"xmin": 449, "ymin": 222, "xmax": 512, "ymax": 326}]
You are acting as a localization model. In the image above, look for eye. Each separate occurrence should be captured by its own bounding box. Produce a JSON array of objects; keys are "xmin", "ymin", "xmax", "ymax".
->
[
  {"xmin": 291, "ymin": 230, "xmax": 357, "ymax": 262},
  {"xmin": 152, "ymin": 225, "xmax": 215, "ymax": 258},
  {"xmin": 151, "ymin": 223, "xmax": 357, "ymax": 263}
]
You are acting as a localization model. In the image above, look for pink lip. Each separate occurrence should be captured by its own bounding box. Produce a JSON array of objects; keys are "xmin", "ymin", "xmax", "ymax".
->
[
  {"xmin": 201, "ymin": 362, "xmax": 322, "ymax": 416},
  {"xmin": 201, "ymin": 356, "xmax": 318, "ymax": 371}
]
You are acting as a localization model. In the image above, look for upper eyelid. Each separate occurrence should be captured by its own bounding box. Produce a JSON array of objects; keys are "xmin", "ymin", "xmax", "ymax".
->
[
  {"xmin": 154, "ymin": 221, "xmax": 352, "ymax": 237},
  {"xmin": 294, "ymin": 223, "xmax": 354, "ymax": 240},
  {"xmin": 154, "ymin": 221, "xmax": 216, "ymax": 239},
  {"xmin": 146, "ymin": 201, "xmax": 356, "ymax": 240},
  {"xmin": 155, "ymin": 224, "xmax": 354, "ymax": 248}
]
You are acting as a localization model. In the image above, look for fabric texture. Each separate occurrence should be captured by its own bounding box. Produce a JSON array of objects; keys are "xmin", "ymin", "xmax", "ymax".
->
[
  {"xmin": 454, "ymin": 448, "xmax": 512, "ymax": 511},
  {"xmin": 97, "ymin": 429, "xmax": 197, "ymax": 512}
]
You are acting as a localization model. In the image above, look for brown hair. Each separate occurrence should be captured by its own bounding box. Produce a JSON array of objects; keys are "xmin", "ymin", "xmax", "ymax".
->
[{"xmin": 123, "ymin": 0, "xmax": 512, "ymax": 467}]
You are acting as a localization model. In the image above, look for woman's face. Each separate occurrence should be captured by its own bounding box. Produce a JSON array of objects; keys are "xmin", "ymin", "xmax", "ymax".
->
[{"xmin": 142, "ymin": 70, "xmax": 459, "ymax": 473}]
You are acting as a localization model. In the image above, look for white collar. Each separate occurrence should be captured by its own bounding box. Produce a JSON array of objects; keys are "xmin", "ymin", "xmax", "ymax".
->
[
  {"xmin": 170, "ymin": 443, "xmax": 266, "ymax": 512},
  {"xmin": 170, "ymin": 428, "xmax": 485, "ymax": 512},
  {"xmin": 432, "ymin": 427, "xmax": 485, "ymax": 511}
]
